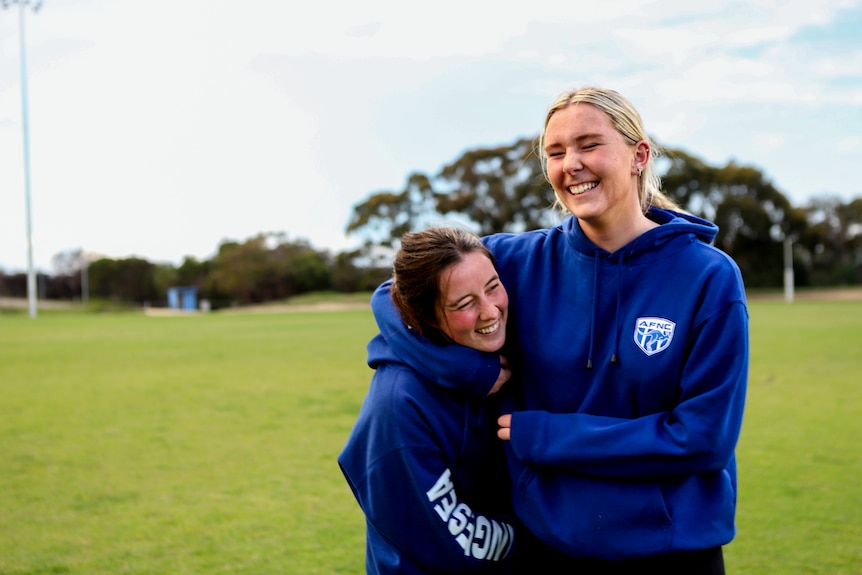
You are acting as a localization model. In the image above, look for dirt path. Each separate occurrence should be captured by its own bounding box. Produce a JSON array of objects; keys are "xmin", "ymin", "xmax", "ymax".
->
[
  {"xmin": 0, "ymin": 297, "xmax": 76, "ymax": 310},
  {"xmin": 3, "ymin": 288, "xmax": 861, "ymax": 314},
  {"xmin": 747, "ymin": 288, "xmax": 862, "ymax": 301}
]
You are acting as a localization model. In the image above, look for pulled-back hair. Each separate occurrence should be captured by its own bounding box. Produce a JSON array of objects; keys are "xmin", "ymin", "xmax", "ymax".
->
[
  {"xmin": 391, "ymin": 227, "xmax": 494, "ymax": 345},
  {"xmin": 537, "ymin": 86, "xmax": 681, "ymax": 214}
]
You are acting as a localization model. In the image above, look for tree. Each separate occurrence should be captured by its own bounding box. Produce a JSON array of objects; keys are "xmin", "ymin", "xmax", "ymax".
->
[
  {"xmin": 349, "ymin": 139, "xmax": 815, "ymax": 288},
  {"xmin": 347, "ymin": 138, "xmax": 563, "ymax": 254},
  {"xmin": 269, "ymin": 239, "xmax": 332, "ymax": 297},
  {"xmin": 435, "ymin": 137, "xmax": 560, "ymax": 235},
  {"xmin": 205, "ymin": 233, "xmax": 333, "ymax": 305},
  {"xmin": 88, "ymin": 257, "xmax": 161, "ymax": 303},
  {"xmin": 331, "ymin": 249, "xmax": 392, "ymax": 293},
  {"xmin": 51, "ymin": 248, "xmax": 89, "ymax": 276},
  {"xmin": 797, "ymin": 195, "xmax": 862, "ymax": 285},
  {"xmin": 206, "ymin": 236, "xmax": 274, "ymax": 304},
  {"xmin": 176, "ymin": 256, "xmax": 211, "ymax": 287},
  {"xmin": 660, "ymin": 149, "xmax": 797, "ymax": 286},
  {"xmin": 347, "ymin": 173, "xmax": 439, "ymax": 249}
]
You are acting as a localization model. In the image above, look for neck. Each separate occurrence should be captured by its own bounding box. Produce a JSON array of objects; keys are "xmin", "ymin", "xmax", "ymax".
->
[{"xmin": 580, "ymin": 212, "xmax": 658, "ymax": 253}]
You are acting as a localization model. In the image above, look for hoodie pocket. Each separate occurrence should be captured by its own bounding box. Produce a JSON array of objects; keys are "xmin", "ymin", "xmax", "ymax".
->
[{"xmin": 514, "ymin": 466, "xmax": 674, "ymax": 560}]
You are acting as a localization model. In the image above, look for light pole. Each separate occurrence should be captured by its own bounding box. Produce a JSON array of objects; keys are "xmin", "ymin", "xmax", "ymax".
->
[
  {"xmin": 2, "ymin": 0, "xmax": 42, "ymax": 318},
  {"xmin": 784, "ymin": 236, "xmax": 794, "ymax": 303},
  {"xmin": 81, "ymin": 250, "xmax": 89, "ymax": 306}
]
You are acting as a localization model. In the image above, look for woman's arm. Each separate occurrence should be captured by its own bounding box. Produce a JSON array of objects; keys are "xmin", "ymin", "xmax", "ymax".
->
[
  {"xmin": 503, "ymin": 301, "xmax": 749, "ymax": 478},
  {"xmin": 342, "ymin": 450, "xmax": 517, "ymax": 571}
]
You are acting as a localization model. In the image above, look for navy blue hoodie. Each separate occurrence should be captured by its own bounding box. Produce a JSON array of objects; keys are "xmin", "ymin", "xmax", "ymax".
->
[
  {"xmin": 370, "ymin": 208, "xmax": 749, "ymax": 561},
  {"xmin": 338, "ymin": 330, "xmax": 518, "ymax": 573}
]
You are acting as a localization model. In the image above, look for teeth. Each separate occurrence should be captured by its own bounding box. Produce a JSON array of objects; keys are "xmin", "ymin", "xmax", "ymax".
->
[
  {"xmin": 568, "ymin": 182, "xmax": 597, "ymax": 195},
  {"xmin": 477, "ymin": 321, "xmax": 499, "ymax": 335}
]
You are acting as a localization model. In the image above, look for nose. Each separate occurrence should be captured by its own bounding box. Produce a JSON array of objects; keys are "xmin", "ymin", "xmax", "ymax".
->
[
  {"xmin": 562, "ymin": 150, "xmax": 581, "ymax": 173},
  {"xmin": 478, "ymin": 297, "xmax": 498, "ymax": 320}
]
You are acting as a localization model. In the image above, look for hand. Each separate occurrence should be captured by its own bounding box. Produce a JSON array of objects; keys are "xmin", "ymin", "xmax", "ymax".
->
[
  {"xmin": 497, "ymin": 414, "xmax": 512, "ymax": 441},
  {"xmin": 486, "ymin": 355, "xmax": 510, "ymax": 396}
]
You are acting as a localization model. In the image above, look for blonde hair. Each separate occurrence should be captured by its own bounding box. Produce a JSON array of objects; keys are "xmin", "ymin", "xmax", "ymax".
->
[{"xmin": 537, "ymin": 86, "xmax": 680, "ymax": 214}]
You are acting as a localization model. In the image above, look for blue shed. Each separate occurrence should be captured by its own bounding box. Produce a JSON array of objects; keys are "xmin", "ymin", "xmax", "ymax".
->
[{"xmin": 167, "ymin": 286, "xmax": 198, "ymax": 311}]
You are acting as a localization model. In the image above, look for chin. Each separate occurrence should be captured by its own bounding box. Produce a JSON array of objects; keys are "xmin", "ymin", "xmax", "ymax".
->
[{"xmin": 483, "ymin": 337, "xmax": 506, "ymax": 353}]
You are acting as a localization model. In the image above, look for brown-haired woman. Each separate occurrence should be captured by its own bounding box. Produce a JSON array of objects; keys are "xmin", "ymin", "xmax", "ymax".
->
[{"xmin": 339, "ymin": 226, "xmax": 518, "ymax": 574}]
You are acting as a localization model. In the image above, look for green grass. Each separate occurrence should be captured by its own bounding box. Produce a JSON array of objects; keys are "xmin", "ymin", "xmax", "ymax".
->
[
  {"xmin": 729, "ymin": 300, "xmax": 862, "ymax": 574},
  {"xmin": 0, "ymin": 311, "xmax": 375, "ymax": 574},
  {"xmin": 0, "ymin": 299, "xmax": 860, "ymax": 574}
]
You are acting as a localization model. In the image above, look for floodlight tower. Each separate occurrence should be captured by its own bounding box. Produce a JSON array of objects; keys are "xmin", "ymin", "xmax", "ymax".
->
[{"xmin": 2, "ymin": 0, "xmax": 42, "ymax": 318}]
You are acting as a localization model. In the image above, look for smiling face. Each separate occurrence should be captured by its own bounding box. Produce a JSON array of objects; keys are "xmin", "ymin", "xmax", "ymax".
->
[
  {"xmin": 436, "ymin": 251, "xmax": 508, "ymax": 353},
  {"xmin": 543, "ymin": 103, "xmax": 649, "ymax": 238}
]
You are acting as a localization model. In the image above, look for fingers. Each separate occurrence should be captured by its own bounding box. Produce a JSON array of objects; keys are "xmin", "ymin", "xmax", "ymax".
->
[
  {"xmin": 487, "ymin": 357, "xmax": 511, "ymax": 396},
  {"xmin": 497, "ymin": 414, "xmax": 511, "ymax": 441}
]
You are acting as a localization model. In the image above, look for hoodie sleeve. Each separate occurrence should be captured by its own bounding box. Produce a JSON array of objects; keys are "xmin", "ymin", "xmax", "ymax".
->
[
  {"xmin": 509, "ymin": 299, "xmax": 749, "ymax": 479},
  {"xmin": 338, "ymin": 369, "xmax": 516, "ymax": 572},
  {"xmin": 371, "ymin": 280, "xmax": 501, "ymax": 397}
]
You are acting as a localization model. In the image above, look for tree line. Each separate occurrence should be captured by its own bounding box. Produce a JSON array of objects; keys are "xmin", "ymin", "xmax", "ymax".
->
[
  {"xmin": 0, "ymin": 234, "xmax": 390, "ymax": 309},
  {"xmin": 1, "ymin": 137, "xmax": 860, "ymax": 307},
  {"xmin": 347, "ymin": 137, "xmax": 862, "ymax": 289}
]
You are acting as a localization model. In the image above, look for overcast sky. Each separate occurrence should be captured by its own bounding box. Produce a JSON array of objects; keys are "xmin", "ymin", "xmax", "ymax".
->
[{"xmin": 1, "ymin": 0, "xmax": 860, "ymax": 273}]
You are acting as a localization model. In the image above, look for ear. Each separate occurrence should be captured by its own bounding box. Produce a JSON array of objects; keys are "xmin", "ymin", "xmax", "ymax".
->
[{"xmin": 632, "ymin": 140, "xmax": 650, "ymax": 175}]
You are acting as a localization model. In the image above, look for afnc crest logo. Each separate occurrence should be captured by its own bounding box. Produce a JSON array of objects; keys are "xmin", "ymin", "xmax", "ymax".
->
[{"xmin": 634, "ymin": 317, "xmax": 676, "ymax": 356}]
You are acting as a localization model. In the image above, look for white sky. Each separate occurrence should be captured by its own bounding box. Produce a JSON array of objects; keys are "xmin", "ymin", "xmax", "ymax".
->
[{"xmin": 1, "ymin": 0, "xmax": 861, "ymax": 273}]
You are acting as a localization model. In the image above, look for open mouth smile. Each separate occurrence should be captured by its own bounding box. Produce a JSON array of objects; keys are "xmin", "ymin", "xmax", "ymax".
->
[
  {"xmin": 476, "ymin": 320, "xmax": 501, "ymax": 335},
  {"xmin": 567, "ymin": 182, "xmax": 598, "ymax": 195}
]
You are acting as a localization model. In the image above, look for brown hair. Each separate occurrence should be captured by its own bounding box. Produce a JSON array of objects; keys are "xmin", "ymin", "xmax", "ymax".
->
[{"xmin": 391, "ymin": 227, "xmax": 495, "ymax": 344}]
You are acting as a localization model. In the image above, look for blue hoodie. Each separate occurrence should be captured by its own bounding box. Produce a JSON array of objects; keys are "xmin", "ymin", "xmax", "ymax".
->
[
  {"xmin": 370, "ymin": 208, "xmax": 749, "ymax": 561},
  {"xmin": 338, "ymin": 331, "xmax": 518, "ymax": 573}
]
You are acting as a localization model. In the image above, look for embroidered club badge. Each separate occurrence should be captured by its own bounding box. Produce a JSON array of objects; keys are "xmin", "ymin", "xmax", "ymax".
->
[{"xmin": 634, "ymin": 317, "xmax": 676, "ymax": 356}]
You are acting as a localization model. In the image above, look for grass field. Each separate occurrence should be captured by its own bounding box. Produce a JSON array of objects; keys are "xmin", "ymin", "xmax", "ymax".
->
[{"xmin": 0, "ymin": 297, "xmax": 860, "ymax": 574}]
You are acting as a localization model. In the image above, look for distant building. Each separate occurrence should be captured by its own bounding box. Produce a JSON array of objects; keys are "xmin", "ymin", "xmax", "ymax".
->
[{"xmin": 167, "ymin": 286, "xmax": 198, "ymax": 311}]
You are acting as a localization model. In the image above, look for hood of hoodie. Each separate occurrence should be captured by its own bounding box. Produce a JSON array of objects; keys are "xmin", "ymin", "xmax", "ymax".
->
[
  {"xmin": 564, "ymin": 207, "xmax": 718, "ymax": 261},
  {"xmin": 366, "ymin": 331, "xmax": 402, "ymax": 370},
  {"xmin": 367, "ymin": 331, "xmax": 498, "ymax": 398}
]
